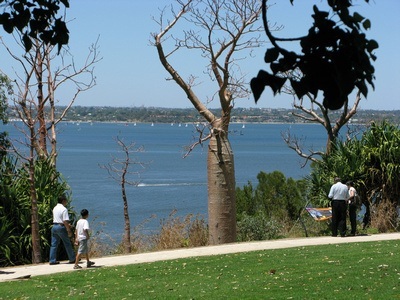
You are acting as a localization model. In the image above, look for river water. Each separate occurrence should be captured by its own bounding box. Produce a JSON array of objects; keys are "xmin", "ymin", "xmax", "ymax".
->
[{"xmin": 4, "ymin": 121, "xmax": 327, "ymax": 239}]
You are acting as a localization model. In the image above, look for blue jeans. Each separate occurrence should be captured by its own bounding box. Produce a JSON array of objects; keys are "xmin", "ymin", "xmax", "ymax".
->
[{"xmin": 49, "ymin": 224, "xmax": 75, "ymax": 263}]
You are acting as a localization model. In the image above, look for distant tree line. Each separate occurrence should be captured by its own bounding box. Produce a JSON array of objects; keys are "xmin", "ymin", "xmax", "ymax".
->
[{"xmin": 6, "ymin": 106, "xmax": 400, "ymax": 125}]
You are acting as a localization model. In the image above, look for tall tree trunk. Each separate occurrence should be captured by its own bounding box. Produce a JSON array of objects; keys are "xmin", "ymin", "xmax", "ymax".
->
[
  {"xmin": 153, "ymin": 0, "xmax": 262, "ymax": 245},
  {"xmin": 326, "ymin": 135, "xmax": 335, "ymax": 155},
  {"xmin": 121, "ymin": 181, "xmax": 131, "ymax": 253},
  {"xmin": 207, "ymin": 130, "xmax": 236, "ymax": 244},
  {"xmin": 46, "ymin": 45, "xmax": 58, "ymax": 168},
  {"xmin": 29, "ymin": 123, "xmax": 42, "ymax": 263},
  {"xmin": 35, "ymin": 45, "xmax": 48, "ymax": 159},
  {"xmin": 30, "ymin": 162, "xmax": 42, "ymax": 263}
]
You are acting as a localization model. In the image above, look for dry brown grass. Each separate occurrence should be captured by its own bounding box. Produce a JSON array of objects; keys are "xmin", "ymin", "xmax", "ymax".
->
[
  {"xmin": 89, "ymin": 210, "xmax": 208, "ymax": 257},
  {"xmin": 152, "ymin": 210, "xmax": 208, "ymax": 251},
  {"xmin": 370, "ymin": 200, "xmax": 399, "ymax": 232}
]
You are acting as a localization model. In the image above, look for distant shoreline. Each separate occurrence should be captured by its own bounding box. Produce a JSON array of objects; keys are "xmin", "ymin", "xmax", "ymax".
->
[{"xmin": 6, "ymin": 106, "xmax": 400, "ymax": 125}]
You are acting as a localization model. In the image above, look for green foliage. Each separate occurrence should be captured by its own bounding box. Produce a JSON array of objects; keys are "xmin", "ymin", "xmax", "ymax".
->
[
  {"xmin": 237, "ymin": 171, "xmax": 306, "ymax": 220},
  {"xmin": 236, "ymin": 171, "xmax": 307, "ymax": 240},
  {"xmin": 305, "ymin": 165, "xmax": 333, "ymax": 207},
  {"xmin": 236, "ymin": 181, "xmax": 256, "ymax": 216},
  {"xmin": 252, "ymin": 0, "xmax": 377, "ymax": 110},
  {"xmin": 360, "ymin": 121, "xmax": 400, "ymax": 198},
  {"xmin": 0, "ymin": 155, "xmax": 20, "ymax": 265},
  {"xmin": 1, "ymin": 240, "xmax": 399, "ymax": 299},
  {"xmin": 308, "ymin": 121, "xmax": 400, "ymax": 230},
  {"xmin": 307, "ymin": 133, "xmax": 364, "ymax": 206},
  {"xmin": 0, "ymin": 156, "xmax": 72, "ymax": 266},
  {"xmin": 0, "ymin": 216, "xmax": 14, "ymax": 265},
  {"xmin": 237, "ymin": 212, "xmax": 282, "ymax": 241}
]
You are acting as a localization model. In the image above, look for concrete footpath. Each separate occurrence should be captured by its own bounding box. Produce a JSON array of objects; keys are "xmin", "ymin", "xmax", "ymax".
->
[{"xmin": 1, "ymin": 232, "xmax": 399, "ymax": 282}]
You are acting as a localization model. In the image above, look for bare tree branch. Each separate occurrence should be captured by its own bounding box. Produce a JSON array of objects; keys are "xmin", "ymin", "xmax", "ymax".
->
[
  {"xmin": 99, "ymin": 136, "xmax": 150, "ymax": 254},
  {"xmin": 100, "ymin": 137, "xmax": 148, "ymax": 186},
  {"xmin": 3, "ymin": 33, "xmax": 101, "ymax": 164},
  {"xmin": 281, "ymin": 68, "xmax": 363, "ymax": 160},
  {"xmin": 281, "ymin": 129, "xmax": 323, "ymax": 167},
  {"xmin": 183, "ymin": 124, "xmax": 212, "ymax": 158}
]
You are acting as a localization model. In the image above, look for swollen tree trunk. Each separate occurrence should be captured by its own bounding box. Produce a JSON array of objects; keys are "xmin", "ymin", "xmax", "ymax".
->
[
  {"xmin": 207, "ymin": 130, "xmax": 236, "ymax": 244},
  {"xmin": 153, "ymin": 0, "xmax": 262, "ymax": 245}
]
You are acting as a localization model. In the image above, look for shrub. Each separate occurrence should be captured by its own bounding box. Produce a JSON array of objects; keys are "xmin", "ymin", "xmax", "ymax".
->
[
  {"xmin": 237, "ymin": 212, "xmax": 283, "ymax": 242},
  {"xmin": 0, "ymin": 156, "xmax": 72, "ymax": 266}
]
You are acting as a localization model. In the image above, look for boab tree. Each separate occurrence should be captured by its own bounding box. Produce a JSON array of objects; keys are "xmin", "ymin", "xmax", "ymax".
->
[
  {"xmin": 153, "ymin": 0, "xmax": 268, "ymax": 244},
  {"xmin": 251, "ymin": 0, "xmax": 378, "ymax": 157}
]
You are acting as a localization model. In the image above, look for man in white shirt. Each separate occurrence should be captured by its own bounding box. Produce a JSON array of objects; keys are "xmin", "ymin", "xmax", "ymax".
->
[
  {"xmin": 328, "ymin": 177, "xmax": 349, "ymax": 237},
  {"xmin": 49, "ymin": 195, "xmax": 75, "ymax": 265}
]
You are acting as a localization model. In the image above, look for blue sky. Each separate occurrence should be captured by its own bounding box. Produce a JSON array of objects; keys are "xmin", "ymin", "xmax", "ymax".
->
[{"xmin": 2, "ymin": 0, "xmax": 400, "ymax": 110}]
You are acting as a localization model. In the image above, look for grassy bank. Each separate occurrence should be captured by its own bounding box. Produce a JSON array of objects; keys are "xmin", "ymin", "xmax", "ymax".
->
[{"xmin": 1, "ymin": 240, "xmax": 399, "ymax": 299}]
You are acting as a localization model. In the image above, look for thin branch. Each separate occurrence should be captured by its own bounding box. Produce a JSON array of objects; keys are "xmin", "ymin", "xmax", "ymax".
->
[
  {"xmin": 99, "ymin": 137, "xmax": 150, "ymax": 185},
  {"xmin": 281, "ymin": 130, "xmax": 323, "ymax": 167},
  {"xmin": 183, "ymin": 124, "xmax": 212, "ymax": 158}
]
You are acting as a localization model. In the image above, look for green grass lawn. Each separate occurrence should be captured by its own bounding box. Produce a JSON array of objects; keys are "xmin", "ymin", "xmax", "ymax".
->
[{"xmin": 1, "ymin": 240, "xmax": 399, "ymax": 299}]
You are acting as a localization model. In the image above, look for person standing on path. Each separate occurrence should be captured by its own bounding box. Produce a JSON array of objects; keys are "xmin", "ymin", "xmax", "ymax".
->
[
  {"xmin": 328, "ymin": 177, "xmax": 349, "ymax": 237},
  {"xmin": 73, "ymin": 209, "xmax": 95, "ymax": 269},
  {"xmin": 49, "ymin": 195, "xmax": 75, "ymax": 265},
  {"xmin": 346, "ymin": 181, "xmax": 359, "ymax": 236}
]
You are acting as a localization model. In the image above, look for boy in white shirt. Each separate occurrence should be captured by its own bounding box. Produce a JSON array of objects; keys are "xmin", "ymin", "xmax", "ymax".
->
[{"xmin": 73, "ymin": 209, "xmax": 95, "ymax": 269}]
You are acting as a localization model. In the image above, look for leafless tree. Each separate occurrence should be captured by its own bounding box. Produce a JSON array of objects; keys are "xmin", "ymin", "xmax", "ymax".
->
[
  {"xmin": 2, "ymin": 37, "xmax": 100, "ymax": 166},
  {"xmin": 281, "ymin": 71, "xmax": 362, "ymax": 162},
  {"xmin": 100, "ymin": 137, "xmax": 149, "ymax": 254},
  {"xmin": 152, "ymin": 0, "xmax": 274, "ymax": 244},
  {"xmin": 1, "ymin": 35, "xmax": 100, "ymax": 263}
]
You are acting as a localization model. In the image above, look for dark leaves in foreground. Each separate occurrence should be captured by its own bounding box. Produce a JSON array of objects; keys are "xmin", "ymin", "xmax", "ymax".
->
[{"xmin": 252, "ymin": 0, "xmax": 378, "ymax": 111}]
